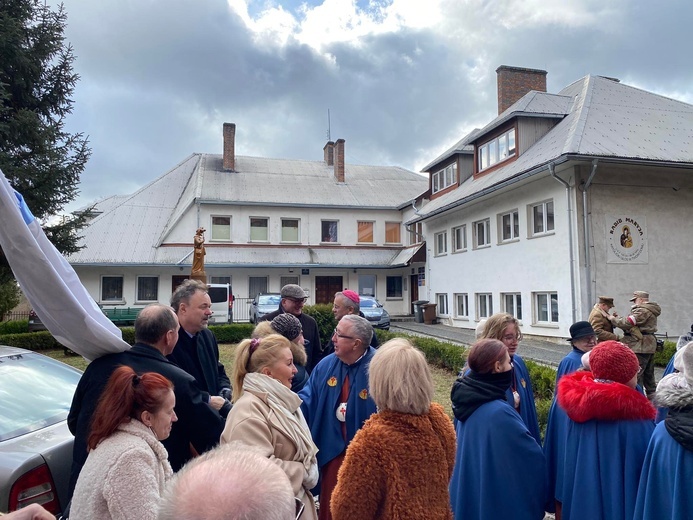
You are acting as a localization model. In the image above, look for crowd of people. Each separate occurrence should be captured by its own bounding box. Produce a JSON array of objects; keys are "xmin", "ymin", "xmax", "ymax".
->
[{"xmin": 8, "ymin": 284, "xmax": 693, "ymax": 520}]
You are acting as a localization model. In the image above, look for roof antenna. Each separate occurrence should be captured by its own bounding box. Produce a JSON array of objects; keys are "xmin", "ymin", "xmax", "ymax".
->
[{"xmin": 326, "ymin": 109, "xmax": 331, "ymax": 141}]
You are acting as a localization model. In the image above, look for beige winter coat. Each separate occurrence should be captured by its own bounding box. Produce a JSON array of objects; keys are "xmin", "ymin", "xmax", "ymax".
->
[
  {"xmin": 588, "ymin": 305, "xmax": 619, "ymax": 342},
  {"xmin": 70, "ymin": 419, "xmax": 173, "ymax": 520},
  {"xmin": 221, "ymin": 390, "xmax": 318, "ymax": 520},
  {"xmin": 612, "ymin": 301, "xmax": 662, "ymax": 354}
]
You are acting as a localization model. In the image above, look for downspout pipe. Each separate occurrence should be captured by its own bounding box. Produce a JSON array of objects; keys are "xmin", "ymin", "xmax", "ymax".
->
[
  {"xmin": 549, "ymin": 163, "xmax": 577, "ymax": 325},
  {"xmin": 581, "ymin": 159, "xmax": 599, "ymax": 311}
]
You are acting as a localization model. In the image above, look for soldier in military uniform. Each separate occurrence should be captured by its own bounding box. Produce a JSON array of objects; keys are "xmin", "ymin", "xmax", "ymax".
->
[{"xmin": 588, "ymin": 296, "xmax": 624, "ymax": 342}]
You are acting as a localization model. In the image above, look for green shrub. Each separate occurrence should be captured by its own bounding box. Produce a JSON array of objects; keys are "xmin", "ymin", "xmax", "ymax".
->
[
  {"xmin": 654, "ymin": 340, "xmax": 676, "ymax": 367},
  {"xmin": 525, "ymin": 360, "xmax": 557, "ymax": 400},
  {"xmin": 535, "ymin": 397, "xmax": 553, "ymax": 441},
  {"xmin": 0, "ymin": 319, "xmax": 29, "ymax": 334},
  {"xmin": 0, "ymin": 331, "xmax": 62, "ymax": 350},
  {"xmin": 303, "ymin": 304, "xmax": 337, "ymax": 346},
  {"xmin": 209, "ymin": 324, "xmax": 255, "ymax": 343},
  {"xmin": 120, "ymin": 327, "xmax": 136, "ymax": 345}
]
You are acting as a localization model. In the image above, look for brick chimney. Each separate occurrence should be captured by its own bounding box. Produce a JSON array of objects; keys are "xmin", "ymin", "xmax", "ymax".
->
[
  {"xmin": 223, "ymin": 122, "xmax": 235, "ymax": 171},
  {"xmin": 323, "ymin": 141, "xmax": 334, "ymax": 166},
  {"xmin": 333, "ymin": 139, "xmax": 345, "ymax": 183},
  {"xmin": 496, "ymin": 66, "xmax": 547, "ymax": 115}
]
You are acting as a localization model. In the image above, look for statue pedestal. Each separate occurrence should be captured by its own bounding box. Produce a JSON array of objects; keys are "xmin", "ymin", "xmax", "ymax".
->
[{"xmin": 191, "ymin": 272, "xmax": 207, "ymax": 284}]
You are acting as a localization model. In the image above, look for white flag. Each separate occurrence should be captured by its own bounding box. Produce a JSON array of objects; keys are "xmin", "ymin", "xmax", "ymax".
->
[{"xmin": 0, "ymin": 170, "xmax": 130, "ymax": 361}]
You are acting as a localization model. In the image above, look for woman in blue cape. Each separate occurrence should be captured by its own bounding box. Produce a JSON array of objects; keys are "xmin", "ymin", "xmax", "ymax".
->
[
  {"xmin": 634, "ymin": 341, "xmax": 693, "ymax": 520},
  {"xmin": 557, "ymin": 341, "xmax": 656, "ymax": 520},
  {"xmin": 449, "ymin": 338, "xmax": 547, "ymax": 520},
  {"xmin": 543, "ymin": 321, "xmax": 597, "ymax": 514},
  {"xmin": 477, "ymin": 313, "xmax": 541, "ymax": 444}
]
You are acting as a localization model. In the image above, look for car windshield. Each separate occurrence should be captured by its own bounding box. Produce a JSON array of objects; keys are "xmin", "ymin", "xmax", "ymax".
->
[
  {"xmin": 360, "ymin": 299, "xmax": 378, "ymax": 308},
  {"xmin": 0, "ymin": 352, "xmax": 80, "ymax": 442},
  {"xmin": 259, "ymin": 295, "xmax": 281, "ymax": 305}
]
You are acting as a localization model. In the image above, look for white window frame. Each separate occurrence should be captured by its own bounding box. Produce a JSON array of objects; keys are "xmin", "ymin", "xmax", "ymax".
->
[
  {"xmin": 408, "ymin": 222, "xmax": 423, "ymax": 245},
  {"xmin": 454, "ymin": 293, "xmax": 469, "ymax": 318},
  {"xmin": 436, "ymin": 293, "xmax": 449, "ymax": 315},
  {"xmin": 357, "ymin": 221, "xmax": 375, "ymax": 244},
  {"xmin": 434, "ymin": 231, "xmax": 448, "ymax": 256},
  {"xmin": 452, "ymin": 224, "xmax": 467, "ymax": 253},
  {"xmin": 321, "ymin": 220, "xmax": 339, "ymax": 243},
  {"xmin": 498, "ymin": 209, "xmax": 520, "ymax": 243},
  {"xmin": 384, "ymin": 222, "xmax": 402, "ymax": 244},
  {"xmin": 281, "ymin": 218, "xmax": 300, "ymax": 243},
  {"xmin": 210, "ymin": 215, "xmax": 231, "ymax": 241},
  {"xmin": 502, "ymin": 292, "xmax": 522, "ymax": 321},
  {"xmin": 386, "ymin": 276, "xmax": 403, "ymax": 299},
  {"xmin": 101, "ymin": 275, "xmax": 124, "ymax": 303},
  {"xmin": 473, "ymin": 219, "xmax": 491, "ymax": 249},
  {"xmin": 358, "ymin": 275, "xmax": 376, "ymax": 297},
  {"xmin": 432, "ymin": 163, "xmax": 457, "ymax": 194},
  {"xmin": 533, "ymin": 291, "xmax": 559, "ymax": 324},
  {"xmin": 478, "ymin": 128, "xmax": 516, "ymax": 172},
  {"xmin": 529, "ymin": 200, "xmax": 555, "ymax": 237},
  {"xmin": 249, "ymin": 217, "xmax": 269, "ymax": 242},
  {"xmin": 136, "ymin": 276, "xmax": 159, "ymax": 303},
  {"xmin": 476, "ymin": 293, "xmax": 493, "ymax": 320}
]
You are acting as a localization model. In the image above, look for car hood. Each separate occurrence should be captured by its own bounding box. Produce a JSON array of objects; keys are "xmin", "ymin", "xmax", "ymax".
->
[{"xmin": 361, "ymin": 308, "xmax": 385, "ymax": 319}]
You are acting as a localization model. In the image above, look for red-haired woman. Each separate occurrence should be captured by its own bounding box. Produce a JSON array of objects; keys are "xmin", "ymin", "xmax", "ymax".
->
[{"xmin": 70, "ymin": 366, "xmax": 177, "ymax": 520}]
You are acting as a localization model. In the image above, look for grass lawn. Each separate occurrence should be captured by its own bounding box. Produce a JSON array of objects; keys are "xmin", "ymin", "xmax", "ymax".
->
[{"xmin": 46, "ymin": 343, "xmax": 458, "ymax": 417}]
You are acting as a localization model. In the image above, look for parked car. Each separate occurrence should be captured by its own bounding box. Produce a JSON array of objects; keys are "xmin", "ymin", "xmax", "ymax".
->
[
  {"xmin": 359, "ymin": 296, "xmax": 391, "ymax": 330},
  {"xmin": 27, "ymin": 309, "xmax": 47, "ymax": 332},
  {"xmin": 249, "ymin": 293, "xmax": 281, "ymax": 323},
  {"xmin": 0, "ymin": 346, "xmax": 81, "ymax": 515}
]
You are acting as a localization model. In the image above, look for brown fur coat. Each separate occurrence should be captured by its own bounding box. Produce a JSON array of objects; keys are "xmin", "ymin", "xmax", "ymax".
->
[{"xmin": 331, "ymin": 403, "xmax": 456, "ymax": 520}]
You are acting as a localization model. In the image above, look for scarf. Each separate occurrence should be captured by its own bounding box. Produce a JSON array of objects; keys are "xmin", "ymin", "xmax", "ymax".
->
[
  {"xmin": 243, "ymin": 372, "xmax": 318, "ymax": 471},
  {"xmin": 451, "ymin": 370, "xmax": 512, "ymax": 422}
]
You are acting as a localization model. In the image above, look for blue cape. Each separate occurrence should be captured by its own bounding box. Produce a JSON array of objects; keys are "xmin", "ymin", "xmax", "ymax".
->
[
  {"xmin": 543, "ymin": 348, "xmax": 585, "ymax": 509},
  {"xmin": 449, "ymin": 399, "xmax": 547, "ymax": 520},
  {"xmin": 634, "ymin": 421, "xmax": 693, "ymax": 519},
  {"xmin": 561, "ymin": 418, "xmax": 654, "ymax": 520},
  {"xmin": 655, "ymin": 355, "xmax": 677, "ymax": 423},
  {"xmin": 299, "ymin": 348, "xmax": 377, "ymax": 468}
]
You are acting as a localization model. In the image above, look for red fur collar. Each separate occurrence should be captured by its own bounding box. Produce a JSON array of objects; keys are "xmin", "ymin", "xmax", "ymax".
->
[{"xmin": 557, "ymin": 371, "xmax": 656, "ymax": 423}]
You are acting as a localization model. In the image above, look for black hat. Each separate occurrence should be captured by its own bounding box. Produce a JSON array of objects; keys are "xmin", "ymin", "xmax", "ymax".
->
[{"xmin": 567, "ymin": 321, "xmax": 596, "ymax": 342}]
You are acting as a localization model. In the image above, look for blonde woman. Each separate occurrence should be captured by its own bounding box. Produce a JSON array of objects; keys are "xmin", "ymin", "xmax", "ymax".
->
[
  {"xmin": 331, "ymin": 339, "xmax": 456, "ymax": 519},
  {"xmin": 221, "ymin": 334, "xmax": 318, "ymax": 520},
  {"xmin": 253, "ymin": 314, "xmax": 309, "ymax": 392}
]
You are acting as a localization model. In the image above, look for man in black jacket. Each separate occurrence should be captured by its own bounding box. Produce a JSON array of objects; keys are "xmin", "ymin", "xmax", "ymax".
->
[
  {"xmin": 260, "ymin": 284, "xmax": 322, "ymax": 372},
  {"xmin": 67, "ymin": 304, "xmax": 224, "ymax": 498},
  {"xmin": 167, "ymin": 280, "xmax": 232, "ymax": 418}
]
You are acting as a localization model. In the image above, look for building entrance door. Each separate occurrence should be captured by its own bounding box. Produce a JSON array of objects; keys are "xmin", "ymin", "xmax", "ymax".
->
[
  {"xmin": 410, "ymin": 274, "xmax": 419, "ymax": 314},
  {"xmin": 315, "ymin": 276, "xmax": 343, "ymax": 304}
]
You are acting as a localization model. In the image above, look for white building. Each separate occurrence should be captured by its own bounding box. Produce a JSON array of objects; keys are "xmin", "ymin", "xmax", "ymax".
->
[
  {"xmin": 413, "ymin": 66, "xmax": 693, "ymax": 338},
  {"xmin": 69, "ymin": 125, "xmax": 429, "ymax": 318}
]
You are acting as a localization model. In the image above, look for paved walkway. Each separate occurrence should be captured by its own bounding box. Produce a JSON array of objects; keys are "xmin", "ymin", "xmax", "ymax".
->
[{"xmin": 391, "ymin": 321, "xmax": 665, "ymax": 379}]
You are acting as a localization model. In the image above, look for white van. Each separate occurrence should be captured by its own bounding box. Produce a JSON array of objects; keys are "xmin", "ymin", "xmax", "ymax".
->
[{"xmin": 207, "ymin": 284, "xmax": 231, "ymax": 324}]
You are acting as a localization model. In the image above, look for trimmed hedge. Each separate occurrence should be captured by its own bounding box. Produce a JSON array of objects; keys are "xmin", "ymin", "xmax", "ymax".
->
[
  {"xmin": 303, "ymin": 304, "xmax": 337, "ymax": 346},
  {"xmin": 654, "ymin": 340, "xmax": 676, "ymax": 367},
  {"xmin": 0, "ymin": 330, "xmax": 63, "ymax": 350},
  {"xmin": 0, "ymin": 319, "xmax": 29, "ymax": 335}
]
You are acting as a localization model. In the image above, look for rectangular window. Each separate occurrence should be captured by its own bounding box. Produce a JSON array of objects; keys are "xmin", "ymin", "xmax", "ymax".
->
[
  {"xmin": 211, "ymin": 216, "xmax": 231, "ymax": 241},
  {"xmin": 321, "ymin": 220, "xmax": 339, "ymax": 243},
  {"xmin": 500, "ymin": 210, "xmax": 520, "ymax": 242},
  {"xmin": 280, "ymin": 276, "xmax": 299, "ymax": 288},
  {"xmin": 530, "ymin": 200, "xmax": 555, "ymax": 236},
  {"xmin": 408, "ymin": 222, "xmax": 423, "ymax": 245},
  {"xmin": 386, "ymin": 276, "xmax": 403, "ymax": 298},
  {"xmin": 136, "ymin": 276, "xmax": 158, "ymax": 302},
  {"xmin": 534, "ymin": 292, "xmax": 559, "ymax": 324},
  {"xmin": 357, "ymin": 221, "xmax": 374, "ymax": 243},
  {"xmin": 210, "ymin": 276, "xmax": 231, "ymax": 285},
  {"xmin": 436, "ymin": 293, "xmax": 449, "ymax": 315},
  {"xmin": 432, "ymin": 163, "xmax": 457, "ymax": 194},
  {"xmin": 476, "ymin": 293, "xmax": 493, "ymax": 319},
  {"xmin": 385, "ymin": 222, "xmax": 401, "ymax": 244},
  {"xmin": 101, "ymin": 276, "xmax": 124, "ymax": 302},
  {"xmin": 477, "ymin": 128, "xmax": 516, "ymax": 173},
  {"xmin": 473, "ymin": 219, "xmax": 490, "ymax": 248},
  {"xmin": 502, "ymin": 292, "xmax": 522, "ymax": 320},
  {"xmin": 452, "ymin": 225, "xmax": 467, "ymax": 252},
  {"xmin": 281, "ymin": 219, "xmax": 300, "ymax": 242},
  {"xmin": 434, "ymin": 231, "xmax": 448, "ymax": 256},
  {"xmin": 248, "ymin": 277, "xmax": 268, "ymax": 298},
  {"xmin": 454, "ymin": 293, "xmax": 469, "ymax": 318},
  {"xmin": 250, "ymin": 217, "xmax": 269, "ymax": 242},
  {"xmin": 359, "ymin": 275, "xmax": 376, "ymax": 297}
]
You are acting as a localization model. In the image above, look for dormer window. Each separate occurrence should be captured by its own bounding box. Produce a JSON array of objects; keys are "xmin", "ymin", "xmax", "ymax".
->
[
  {"xmin": 432, "ymin": 163, "xmax": 457, "ymax": 194},
  {"xmin": 478, "ymin": 128, "xmax": 516, "ymax": 172}
]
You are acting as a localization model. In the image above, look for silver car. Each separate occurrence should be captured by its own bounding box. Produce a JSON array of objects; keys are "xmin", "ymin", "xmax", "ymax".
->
[
  {"xmin": 0, "ymin": 346, "xmax": 81, "ymax": 515},
  {"xmin": 249, "ymin": 293, "xmax": 281, "ymax": 323},
  {"xmin": 359, "ymin": 296, "xmax": 391, "ymax": 330}
]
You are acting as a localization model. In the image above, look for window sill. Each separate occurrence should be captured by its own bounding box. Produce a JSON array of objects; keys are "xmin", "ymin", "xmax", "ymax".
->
[
  {"xmin": 498, "ymin": 238, "xmax": 520, "ymax": 245},
  {"xmin": 248, "ymin": 240, "xmax": 270, "ymax": 244},
  {"xmin": 434, "ymin": 253, "xmax": 448, "ymax": 257},
  {"xmin": 452, "ymin": 249, "xmax": 468, "ymax": 254},
  {"xmin": 280, "ymin": 241, "xmax": 301, "ymax": 245},
  {"xmin": 100, "ymin": 300, "xmax": 126, "ymax": 305},
  {"xmin": 320, "ymin": 242, "xmax": 341, "ymax": 245},
  {"xmin": 386, "ymin": 297, "xmax": 403, "ymax": 301},
  {"xmin": 473, "ymin": 244, "xmax": 491, "ymax": 251},
  {"xmin": 209, "ymin": 239, "xmax": 232, "ymax": 243},
  {"xmin": 528, "ymin": 231, "xmax": 556, "ymax": 240},
  {"xmin": 356, "ymin": 242, "xmax": 376, "ymax": 246},
  {"xmin": 135, "ymin": 300, "xmax": 158, "ymax": 305},
  {"xmin": 453, "ymin": 316, "xmax": 469, "ymax": 321},
  {"xmin": 532, "ymin": 322, "xmax": 560, "ymax": 329},
  {"xmin": 384, "ymin": 242, "xmax": 403, "ymax": 246}
]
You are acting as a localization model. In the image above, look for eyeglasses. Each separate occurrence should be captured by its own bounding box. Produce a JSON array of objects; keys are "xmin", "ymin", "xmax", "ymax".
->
[
  {"xmin": 295, "ymin": 497, "xmax": 305, "ymax": 519},
  {"xmin": 502, "ymin": 334, "xmax": 519, "ymax": 342},
  {"xmin": 333, "ymin": 328, "xmax": 355, "ymax": 340},
  {"xmin": 286, "ymin": 297, "xmax": 307, "ymax": 304}
]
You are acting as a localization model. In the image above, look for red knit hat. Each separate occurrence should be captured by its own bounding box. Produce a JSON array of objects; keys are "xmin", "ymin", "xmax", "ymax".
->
[{"xmin": 590, "ymin": 340, "xmax": 640, "ymax": 384}]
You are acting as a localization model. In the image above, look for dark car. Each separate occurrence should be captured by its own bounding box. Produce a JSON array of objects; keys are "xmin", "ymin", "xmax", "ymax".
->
[
  {"xmin": 359, "ymin": 296, "xmax": 391, "ymax": 330},
  {"xmin": 27, "ymin": 309, "xmax": 47, "ymax": 332},
  {"xmin": 0, "ymin": 346, "xmax": 81, "ymax": 515},
  {"xmin": 249, "ymin": 293, "xmax": 281, "ymax": 323}
]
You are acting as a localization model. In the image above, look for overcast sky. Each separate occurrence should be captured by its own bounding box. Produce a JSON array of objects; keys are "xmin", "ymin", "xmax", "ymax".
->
[{"xmin": 55, "ymin": 0, "xmax": 693, "ymax": 212}]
